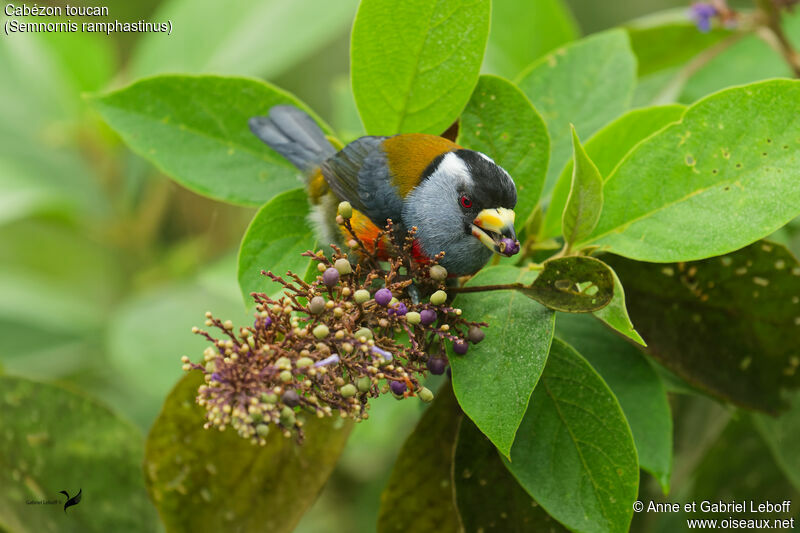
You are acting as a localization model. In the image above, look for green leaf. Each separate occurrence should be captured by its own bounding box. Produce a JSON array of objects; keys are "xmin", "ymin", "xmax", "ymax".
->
[
  {"xmin": 377, "ymin": 382, "xmax": 461, "ymax": 533},
  {"xmin": 753, "ymin": 391, "xmax": 800, "ymax": 491},
  {"xmin": 581, "ymin": 80, "xmax": 800, "ymax": 261},
  {"xmin": 505, "ymin": 339, "xmax": 639, "ymax": 533},
  {"xmin": 89, "ymin": 75, "xmax": 332, "ymax": 206},
  {"xmin": 562, "ymin": 126, "xmax": 603, "ymax": 249},
  {"xmin": 351, "ymin": 0, "xmax": 490, "ymax": 135},
  {"xmin": 145, "ymin": 372, "xmax": 352, "ymax": 533},
  {"xmin": 483, "ymin": 0, "xmax": 578, "ymax": 80},
  {"xmin": 238, "ymin": 188, "xmax": 315, "ymax": 306},
  {"xmin": 520, "ymin": 256, "xmax": 614, "ymax": 313},
  {"xmin": 516, "ymin": 30, "xmax": 636, "ymax": 195},
  {"xmin": 131, "ymin": 0, "xmax": 358, "ymax": 79},
  {"xmin": 624, "ymin": 9, "xmax": 730, "ymax": 77},
  {"xmin": 457, "ymin": 75, "xmax": 550, "ymax": 222},
  {"xmin": 556, "ymin": 314, "xmax": 671, "ymax": 492},
  {"xmin": 603, "ymin": 240, "xmax": 800, "ymax": 414},
  {"xmin": 593, "ymin": 267, "xmax": 645, "ymax": 346},
  {"xmin": 0, "ymin": 376, "xmax": 158, "ymax": 533},
  {"xmin": 454, "ymin": 416, "xmax": 569, "ymax": 533},
  {"xmin": 450, "ymin": 266, "xmax": 555, "ymax": 458},
  {"xmin": 542, "ymin": 105, "xmax": 685, "ymax": 240}
]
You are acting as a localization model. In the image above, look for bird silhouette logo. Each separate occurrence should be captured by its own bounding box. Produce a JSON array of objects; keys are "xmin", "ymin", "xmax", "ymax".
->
[{"xmin": 58, "ymin": 489, "xmax": 81, "ymax": 513}]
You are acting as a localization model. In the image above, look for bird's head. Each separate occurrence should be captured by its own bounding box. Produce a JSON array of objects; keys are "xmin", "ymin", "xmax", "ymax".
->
[{"xmin": 401, "ymin": 149, "xmax": 519, "ymax": 276}]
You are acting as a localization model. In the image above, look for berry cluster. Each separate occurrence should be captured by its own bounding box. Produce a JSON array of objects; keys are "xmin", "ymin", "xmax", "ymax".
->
[{"xmin": 182, "ymin": 210, "xmax": 486, "ymax": 445}]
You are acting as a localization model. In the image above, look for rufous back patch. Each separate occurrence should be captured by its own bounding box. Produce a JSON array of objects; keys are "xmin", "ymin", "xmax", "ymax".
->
[{"xmin": 383, "ymin": 134, "xmax": 460, "ymax": 198}]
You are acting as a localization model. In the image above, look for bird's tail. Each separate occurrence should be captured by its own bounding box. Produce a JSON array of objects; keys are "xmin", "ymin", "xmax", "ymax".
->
[{"xmin": 249, "ymin": 106, "xmax": 336, "ymax": 178}]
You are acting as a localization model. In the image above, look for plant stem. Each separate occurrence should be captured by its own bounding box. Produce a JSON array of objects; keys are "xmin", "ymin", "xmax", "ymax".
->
[
  {"xmin": 448, "ymin": 283, "xmax": 526, "ymax": 294},
  {"xmin": 754, "ymin": 0, "xmax": 800, "ymax": 76}
]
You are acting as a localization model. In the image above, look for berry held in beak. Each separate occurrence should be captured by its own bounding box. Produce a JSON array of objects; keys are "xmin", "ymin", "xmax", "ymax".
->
[{"xmin": 471, "ymin": 207, "xmax": 520, "ymax": 257}]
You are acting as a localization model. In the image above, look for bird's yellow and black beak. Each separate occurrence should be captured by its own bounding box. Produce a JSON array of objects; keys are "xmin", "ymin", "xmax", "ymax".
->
[{"xmin": 470, "ymin": 208, "xmax": 520, "ymax": 257}]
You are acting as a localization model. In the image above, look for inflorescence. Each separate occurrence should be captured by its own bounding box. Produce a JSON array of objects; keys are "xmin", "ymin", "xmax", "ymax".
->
[{"xmin": 182, "ymin": 203, "xmax": 487, "ymax": 445}]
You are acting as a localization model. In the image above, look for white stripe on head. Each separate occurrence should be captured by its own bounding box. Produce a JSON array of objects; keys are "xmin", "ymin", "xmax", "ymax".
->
[
  {"xmin": 477, "ymin": 152, "xmax": 495, "ymax": 165},
  {"xmin": 436, "ymin": 151, "xmax": 472, "ymax": 184}
]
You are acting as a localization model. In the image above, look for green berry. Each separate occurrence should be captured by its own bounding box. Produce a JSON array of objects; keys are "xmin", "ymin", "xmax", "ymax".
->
[
  {"xmin": 340, "ymin": 384, "xmax": 357, "ymax": 397},
  {"xmin": 418, "ymin": 387, "xmax": 434, "ymax": 403},
  {"xmin": 353, "ymin": 289, "xmax": 371, "ymax": 304},
  {"xmin": 275, "ymin": 356, "xmax": 292, "ymax": 370},
  {"xmin": 296, "ymin": 357, "xmax": 314, "ymax": 369},
  {"xmin": 261, "ymin": 392, "xmax": 278, "ymax": 404},
  {"xmin": 357, "ymin": 376, "xmax": 372, "ymax": 392},
  {"xmin": 334, "ymin": 258, "xmax": 352, "ymax": 275},
  {"xmin": 429, "ymin": 265, "xmax": 448, "ymax": 281},
  {"xmin": 279, "ymin": 370, "xmax": 293, "ymax": 382},
  {"xmin": 280, "ymin": 406, "xmax": 296, "ymax": 427},
  {"xmin": 313, "ymin": 324, "xmax": 330, "ymax": 339},
  {"xmin": 405, "ymin": 311, "xmax": 421, "ymax": 325},
  {"xmin": 337, "ymin": 201, "xmax": 353, "ymax": 219},
  {"xmin": 256, "ymin": 423, "xmax": 270, "ymax": 437},
  {"xmin": 309, "ymin": 296, "xmax": 325, "ymax": 314},
  {"xmin": 430, "ymin": 290, "xmax": 447, "ymax": 305},
  {"xmin": 355, "ymin": 327, "xmax": 373, "ymax": 340}
]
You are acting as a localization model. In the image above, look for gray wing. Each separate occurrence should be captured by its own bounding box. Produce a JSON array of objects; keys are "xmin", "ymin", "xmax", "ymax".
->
[{"xmin": 321, "ymin": 136, "xmax": 404, "ymax": 225}]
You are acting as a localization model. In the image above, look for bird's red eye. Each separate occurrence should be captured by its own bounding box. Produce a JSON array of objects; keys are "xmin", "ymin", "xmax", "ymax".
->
[{"xmin": 460, "ymin": 195, "xmax": 473, "ymax": 209}]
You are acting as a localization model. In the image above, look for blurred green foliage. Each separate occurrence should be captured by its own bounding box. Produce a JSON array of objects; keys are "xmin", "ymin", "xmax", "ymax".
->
[{"xmin": 1, "ymin": 0, "xmax": 799, "ymax": 531}]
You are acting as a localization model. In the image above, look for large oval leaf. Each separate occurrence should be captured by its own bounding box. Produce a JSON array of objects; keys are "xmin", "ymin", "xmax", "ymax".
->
[
  {"xmin": 237, "ymin": 188, "xmax": 315, "ymax": 306},
  {"xmin": 542, "ymin": 104, "xmax": 685, "ymax": 240},
  {"xmin": 483, "ymin": 0, "xmax": 578, "ymax": 80},
  {"xmin": 604, "ymin": 240, "xmax": 800, "ymax": 413},
  {"xmin": 556, "ymin": 314, "xmax": 672, "ymax": 492},
  {"xmin": 145, "ymin": 372, "xmax": 352, "ymax": 533},
  {"xmin": 516, "ymin": 30, "xmax": 636, "ymax": 195},
  {"xmin": 458, "ymin": 75, "xmax": 550, "ymax": 223},
  {"xmin": 377, "ymin": 383, "xmax": 461, "ymax": 533},
  {"xmin": 450, "ymin": 266, "xmax": 555, "ymax": 458},
  {"xmin": 582, "ymin": 80, "xmax": 800, "ymax": 261},
  {"xmin": 89, "ymin": 75, "xmax": 332, "ymax": 206},
  {"xmin": 753, "ymin": 391, "xmax": 800, "ymax": 492},
  {"xmin": 454, "ymin": 417, "xmax": 569, "ymax": 533},
  {"xmin": 505, "ymin": 339, "xmax": 639, "ymax": 533},
  {"xmin": 351, "ymin": 0, "xmax": 490, "ymax": 135},
  {"xmin": 0, "ymin": 376, "xmax": 158, "ymax": 533}
]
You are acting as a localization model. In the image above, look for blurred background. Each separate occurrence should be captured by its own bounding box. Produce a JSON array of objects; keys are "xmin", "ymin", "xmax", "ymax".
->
[{"xmin": 1, "ymin": 0, "xmax": 797, "ymax": 531}]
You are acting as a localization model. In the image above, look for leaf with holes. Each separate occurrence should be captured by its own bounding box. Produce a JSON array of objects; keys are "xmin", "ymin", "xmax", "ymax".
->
[
  {"xmin": 580, "ymin": 80, "xmax": 800, "ymax": 261},
  {"xmin": 89, "ymin": 75, "xmax": 332, "ymax": 206},
  {"xmin": 449, "ymin": 266, "xmax": 555, "ymax": 459},
  {"xmin": 604, "ymin": 240, "xmax": 800, "ymax": 414},
  {"xmin": 542, "ymin": 105, "xmax": 685, "ymax": 240},
  {"xmin": 556, "ymin": 314, "xmax": 671, "ymax": 492},
  {"xmin": 377, "ymin": 382, "xmax": 461, "ymax": 533},
  {"xmin": 516, "ymin": 30, "xmax": 636, "ymax": 195},
  {"xmin": 519, "ymin": 256, "xmax": 614, "ymax": 313},
  {"xmin": 351, "ymin": 0, "xmax": 490, "ymax": 135},
  {"xmin": 562, "ymin": 126, "xmax": 603, "ymax": 250},
  {"xmin": 458, "ymin": 75, "xmax": 550, "ymax": 223},
  {"xmin": 504, "ymin": 339, "xmax": 639, "ymax": 533},
  {"xmin": 145, "ymin": 372, "xmax": 352, "ymax": 533},
  {"xmin": 238, "ymin": 188, "xmax": 315, "ymax": 306}
]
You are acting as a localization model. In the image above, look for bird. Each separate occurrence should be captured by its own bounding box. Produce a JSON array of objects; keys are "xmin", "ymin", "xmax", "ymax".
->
[
  {"xmin": 59, "ymin": 488, "xmax": 81, "ymax": 513},
  {"xmin": 248, "ymin": 106, "xmax": 519, "ymax": 276}
]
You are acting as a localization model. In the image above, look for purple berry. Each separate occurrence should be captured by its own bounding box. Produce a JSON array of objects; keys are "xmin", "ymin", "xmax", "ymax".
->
[
  {"xmin": 427, "ymin": 357, "xmax": 447, "ymax": 375},
  {"xmin": 419, "ymin": 309, "xmax": 437, "ymax": 326},
  {"xmin": 389, "ymin": 302, "xmax": 407, "ymax": 317},
  {"xmin": 323, "ymin": 267, "xmax": 340, "ymax": 287},
  {"xmin": 498, "ymin": 238, "xmax": 520, "ymax": 257},
  {"xmin": 375, "ymin": 288, "xmax": 392, "ymax": 306},
  {"xmin": 468, "ymin": 325, "xmax": 485, "ymax": 344},
  {"xmin": 390, "ymin": 380, "xmax": 407, "ymax": 395},
  {"xmin": 282, "ymin": 389, "xmax": 300, "ymax": 407},
  {"xmin": 689, "ymin": 3, "xmax": 716, "ymax": 32},
  {"xmin": 453, "ymin": 339, "xmax": 469, "ymax": 355}
]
